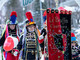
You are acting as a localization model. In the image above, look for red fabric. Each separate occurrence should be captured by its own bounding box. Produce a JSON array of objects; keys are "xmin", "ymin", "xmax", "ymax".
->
[
  {"xmin": 43, "ymin": 10, "xmax": 47, "ymax": 16},
  {"xmin": 53, "ymin": 11, "xmax": 62, "ymax": 34},
  {"xmin": 69, "ymin": 11, "xmax": 72, "ymax": 15},
  {"xmin": 4, "ymin": 52, "xmax": 19, "ymax": 60},
  {"xmin": 43, "ymin": 8, "xmax": 51, "ymax": 16},
  {"xmin": 12, "ymin": 49, "xmax": 19, "ymax": 53},
  {"xmin": 58, "ymin": 7, "xmax": 67, "ymax": 14},
  {"xmin": 47, "ymin": 9, "xmax": 56, "ymax": 60},
  {"xmin": 38, "ymin": 38, "xmax": 44, "ymax": 44},
  {"xmin": 58, "ymin": 7, "xmax": 66, "ymax": 11},
  {"xmin": 71, "ymin": 33, "xmax": 75, "ymax": 37},
  {"xmin": 42, "ymin": 51, "xmax": 46, "ymax": 54},
  {"xmin": 65, "ymin": 10, "xmax": 68, "ymax": 14},
  {"xmin": 25, "ymin": 12, "xmax": 33, "ymax": 22},
  {"xmin": 10, "ymin": 11, "xmax": 17, "ymax": 17},
  {"xmin": 42, "ymin": 51, "xmax": 44, "ymax": 54},
  {"xmin": 60, "ymin": 10, "xmax": 63, "ymax": 14},
  {"xmin": 3, "ymin": 37, "xmax": 14, "ymax": 51},
  {"xmin": 47, "ymin": 9, "xmax": 64, "ymax": 60}
]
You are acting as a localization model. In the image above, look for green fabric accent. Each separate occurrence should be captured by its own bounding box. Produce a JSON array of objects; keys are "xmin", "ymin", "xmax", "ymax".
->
[
  {"xmin": 61, "ymin": 35, "xmax": 63, "ymax": 38},
  {"xmin": 34, "ymin": 31, "xmax": 39, "ymax": 59},
  {"xmin": 1, "ymin": 46, "xmax": 3, "ymax": 60},
  {"xmin": 24, "ymin": 39, "xmax": 26, "ymax": 59},
  {"xmin": 1, "ymin": 25, "xmax": 6, "ymax": 36}
]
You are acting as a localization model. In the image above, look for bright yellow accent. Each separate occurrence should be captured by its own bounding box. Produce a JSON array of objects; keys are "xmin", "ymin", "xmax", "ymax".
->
[
  {"xmin": 29, "ymin": 22, "xmax": 35, "ymax": 25},
  {"xmin": 26, "ymin": 22, "xmax": 35, "ymax": 26},
  {"xmin": 2, "ymin": 25, "xmax": 6, "ymax": 36},
  {"xmin": 62, "ymin": 51, "xmax": 64, "ymax": 54}
]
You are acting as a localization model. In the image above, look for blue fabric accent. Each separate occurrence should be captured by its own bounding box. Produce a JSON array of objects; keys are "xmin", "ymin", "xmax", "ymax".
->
[
  {"xmin": 71, "ymin": 37, "xmax": 76, "ymax": 41},
  {"xmin": 30, "ymin": 19, "xmax": 33, "ymax": 22},
  {"xmin": 43, "ymin": 16, "xmax": 46, "ymax": 22},
  {"xmin": 10, "ymin": 15, "xmax": 17, "ymax": 24},
  {"xmin": 5, "ymin": 52, "xmax": 7, "ymax": 60}
]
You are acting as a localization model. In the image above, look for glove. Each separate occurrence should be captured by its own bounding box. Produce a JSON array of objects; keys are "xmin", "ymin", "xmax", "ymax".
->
[
  {"xmin": 12, "ymin": 49, "xmax": 19, "ymax": 56},
  {"xmin": 13, "ymin": 51, "xmax": 18, "ymax": 56},
  {"xmin": 39, "ymin": 35, "xmax": 44, "ymax": 40},
  {"xmin": 41, "ymin": 29, "xmax": 47, "ymax": 37},
  {"xmin": 39, "ymin": 33, "xmax": 44, "ymax": 44}
]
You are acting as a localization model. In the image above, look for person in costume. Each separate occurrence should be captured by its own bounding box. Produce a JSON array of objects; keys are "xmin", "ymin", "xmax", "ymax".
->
[
  {"xmin": 17, "ymin": 12, "xmax": 41, "ymax": 60},
  {"xmin": 39, "ymin": 10, "xmax": 48, "ymax": 60},
  {"xmin": 71, "ymin": 32, "xmax": 80, "ymax": 60},
  {"xmin": 0, "ymin": 11, "xmax": 20, "ymax": 60}
]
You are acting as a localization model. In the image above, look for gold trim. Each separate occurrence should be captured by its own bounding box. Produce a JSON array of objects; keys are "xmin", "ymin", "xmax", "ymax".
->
[{"xmin": 26, "ymin": 22, "xmax": 35, "ymax": 26}]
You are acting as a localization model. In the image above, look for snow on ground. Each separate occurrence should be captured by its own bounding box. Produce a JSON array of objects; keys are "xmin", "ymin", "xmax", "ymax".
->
[{"xmin": 0, "ymin": 0, "xmax": 9, "ymax": 10}]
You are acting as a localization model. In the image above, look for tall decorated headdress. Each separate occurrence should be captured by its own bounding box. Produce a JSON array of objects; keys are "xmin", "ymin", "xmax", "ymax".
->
[{"xmin": 25, "ymin": 12, "xmax": 36, "ymax": 26}]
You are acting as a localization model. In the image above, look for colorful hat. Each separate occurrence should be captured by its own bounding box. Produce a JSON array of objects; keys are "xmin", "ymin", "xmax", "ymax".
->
[
  {"xmin": 43, "ymin": 10, "xmax": 47, "ymax": 22},
  {"xmin": 58, "ymin": 7, "xmax": 66, "ymax": 11},
  {"xmin": 43, "ymin": 8, "xmax": 51, "ymax": 26},
  {"xmin": 58, "ymin": 7, "xmax": 67, "ymax": 14},
  {"xmin": 10, "ymin": 11, "xmax": 17, "ymax": 17},
  {"xmin": 10, "ymin": 11, "xmax": 17, "ymax": 24},
  {"xmin": 43, "ymin": 8, "xmax": 51, "ymax": 23},
  {"xmin": 25, "ymin": 12, "xmax": 35, "ymax": 26},
  {"xmin": 71, "ymin": 33, "xmax": 76, "ymax": 42}
]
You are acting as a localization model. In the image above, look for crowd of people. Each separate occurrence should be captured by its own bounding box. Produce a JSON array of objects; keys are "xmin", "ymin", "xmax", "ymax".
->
[
  {"xmin": 0, "ymin": 9, "xmax": 79, "ymax": 60},
  {"xmin": 0, "ymin": 11, "xmax": 46, "ymax": 60}
]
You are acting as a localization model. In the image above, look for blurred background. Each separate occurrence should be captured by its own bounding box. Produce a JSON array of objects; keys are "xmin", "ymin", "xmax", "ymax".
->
[
  {"xmin": 0, "ymin": 0, "xmax": 80, "ymax": 27},
  {"xmin": 0, "ymin": 0, "xmax": 79, "ymax": 27},
  {"xmin": 0, "ymin": 0, "xmax": 80, "ymax": 43}
]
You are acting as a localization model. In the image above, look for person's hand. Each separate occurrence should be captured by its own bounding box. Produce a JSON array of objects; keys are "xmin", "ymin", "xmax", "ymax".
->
[
  {"xmin": 12, "ymin": 49, "xmax": 19, "ymax": 56},
  {"xmin": 39, "ymin": 35, "xmax": 44, "ymax": 40},
  {"xmin": 13, "ymin": 51, "xmax": 18, "ymax": 56}
]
